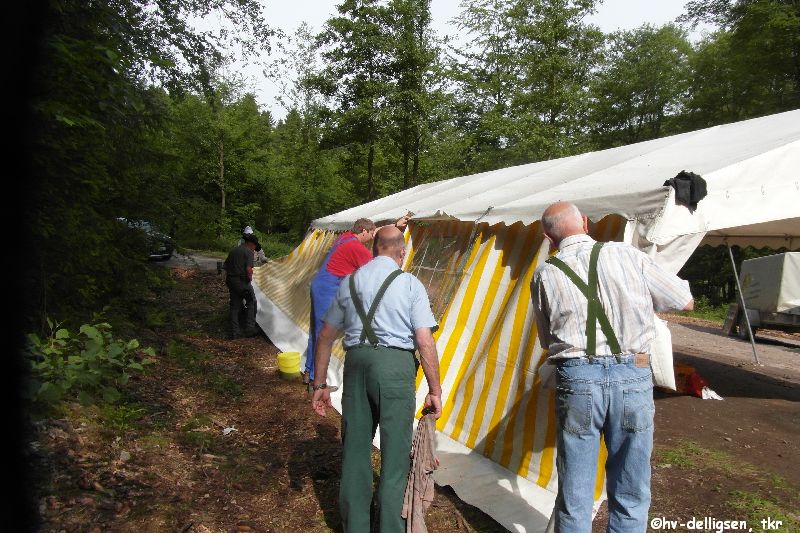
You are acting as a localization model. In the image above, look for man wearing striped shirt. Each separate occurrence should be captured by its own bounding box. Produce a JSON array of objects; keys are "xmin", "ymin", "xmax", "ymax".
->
[{"xmin": 531, "ymin": 201, "xmax": 693, "ymax": 533}]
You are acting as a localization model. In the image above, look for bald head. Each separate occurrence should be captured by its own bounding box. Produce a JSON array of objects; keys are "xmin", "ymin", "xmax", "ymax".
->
[
  {"xmin": 541, "ymin": 201, "xmax": 587, "ymax": 246},
  {"xmin": 374, "ymin": 225, "xmax": 406, "ymax": 265}
]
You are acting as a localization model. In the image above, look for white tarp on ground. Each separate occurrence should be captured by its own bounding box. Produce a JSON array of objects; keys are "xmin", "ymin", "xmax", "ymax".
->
[{"xmin": 253, "ymin": 110, "xmax": 800, "ymax": 532}]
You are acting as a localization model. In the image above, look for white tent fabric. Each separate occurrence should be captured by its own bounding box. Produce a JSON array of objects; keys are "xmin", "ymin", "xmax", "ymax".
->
[
  {"xmin": 315, "ymin": 109, "xmax": 800, "ymax": 270},
  {"xmin": 253, "ymin": 110, "xmax": 800, "ymax": 532}
]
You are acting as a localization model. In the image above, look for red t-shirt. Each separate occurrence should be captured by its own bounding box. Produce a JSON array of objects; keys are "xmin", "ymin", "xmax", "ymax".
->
[{"xmin": 326, "ymin": 232, "xmax": 373, "ymax": 276}]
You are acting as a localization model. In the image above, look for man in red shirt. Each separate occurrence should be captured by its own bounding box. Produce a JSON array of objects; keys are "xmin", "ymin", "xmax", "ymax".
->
[{"xmin": 304, "ymin": 218, "xmax": 377, "ymax": 384}]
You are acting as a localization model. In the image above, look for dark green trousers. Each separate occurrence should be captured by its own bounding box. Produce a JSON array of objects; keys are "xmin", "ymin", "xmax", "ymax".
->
[{"xmin": 340, "ymin": 345, "xmax": 416, "ymax": 533}]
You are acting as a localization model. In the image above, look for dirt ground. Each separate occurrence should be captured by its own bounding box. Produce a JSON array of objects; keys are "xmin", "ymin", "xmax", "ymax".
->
[{"xmin": 27, "ymin": 265, "xmax": 800, "ymax": 532}]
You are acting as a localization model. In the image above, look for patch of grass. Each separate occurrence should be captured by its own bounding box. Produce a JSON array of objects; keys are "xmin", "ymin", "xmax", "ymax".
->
[
  {"xmin": 180, "ymin": 415, "xmax": 217, "ymax": 452},
  {"xmin": 677, "ymin": 295, "xmax": 730, "ymax": 324},
  {"xmin": 726, "ymin": 490, "xmax": 799, "ymax": 531},
  {"xmin": 768, "ymin": 474, "xmax": 791, "ymax": 491},
  {"xmin": 185, "ymin": 248, "xmax": 228, "ymax": 260},
  {"xmin": 166, "ymin": 339, "xmax": 212, "ymax": 370},
  {"xmin": 144, "ymin": 308, "xmax": 171, "ymax": 328},
  {"xmin": 654, "ymin": 440, "xmax": 757, "ymax": 477},
  {"xmin": 656, "ymin": 440, "xmax": 800, "ymax": 529},
  {"xmin": 207, "ymin": 374, "xmax": 244, "ymax": 401},
  {"xmin": 140, "ymin": 433, "xmax": 171, "ymax": 450},
  {"xmin": 99, "ymin": 402, "xmax": 147, "ymax": 430}
]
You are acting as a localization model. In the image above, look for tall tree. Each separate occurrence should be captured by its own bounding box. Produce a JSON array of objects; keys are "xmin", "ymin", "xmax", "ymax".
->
[
  {"xmin": 386, "ymin": 0, "xmax": 439, "ymax": 189},
  {"xmin": 449, "ymin": 0, "xmax": 521, "ymax": 172},
  {"xmin": 589, "ymin": 24, "xmax": 693, "ymax": 148},
  {"xmin": 506, "ymin": 0, "xmax": 603, "ymax": 161},
  {"xmin": 265, "ymin": 23, "xmax": 358, "ymax": 234},
  {"xmin": 681, "ymin": 0, "xmax": 800, "ymax": 124},
  {"xmin": 449, "ymin": 0, "xmax": 603, "ymax": 171},
  {"xmin": 315, "ymin": 0, "xmax": 394, "ymax": 201}
]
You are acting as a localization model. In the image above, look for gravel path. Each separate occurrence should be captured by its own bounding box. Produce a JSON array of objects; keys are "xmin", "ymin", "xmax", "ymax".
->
[{"xmin": 663, "ymin": 316, "xmax": 800, "ymax": 384}]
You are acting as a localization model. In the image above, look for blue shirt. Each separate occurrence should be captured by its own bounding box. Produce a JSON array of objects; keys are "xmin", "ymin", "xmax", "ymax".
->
[{"xmin": 323, "ymin": 256, "xmax": 438, "ymax": 350}]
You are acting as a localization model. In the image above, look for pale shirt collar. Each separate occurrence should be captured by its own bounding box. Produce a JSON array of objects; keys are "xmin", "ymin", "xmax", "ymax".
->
[
  {"xmin": 558, "ymin": 233, "xmax": 595, "ymax": 251},
  {"xmin": 373, "ymin": 255, "xmax": 400, "ymax": 268}
]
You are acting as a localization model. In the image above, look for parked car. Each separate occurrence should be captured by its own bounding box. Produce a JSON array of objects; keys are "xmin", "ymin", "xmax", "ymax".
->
[{"xmin": 118, "ymin": 218, "xmax": 175, "ymax": 260}]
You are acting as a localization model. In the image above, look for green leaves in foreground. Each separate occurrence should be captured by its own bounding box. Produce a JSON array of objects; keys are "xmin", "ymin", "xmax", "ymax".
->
[{"xmin": 25, "ymin": 319, "xmax": 156, "ymax": 409}]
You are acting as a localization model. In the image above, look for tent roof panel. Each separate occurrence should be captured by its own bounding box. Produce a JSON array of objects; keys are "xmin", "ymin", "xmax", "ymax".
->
[{"xmin": 313, "ymin": 110, "xmax": 800, "ymax": 241}]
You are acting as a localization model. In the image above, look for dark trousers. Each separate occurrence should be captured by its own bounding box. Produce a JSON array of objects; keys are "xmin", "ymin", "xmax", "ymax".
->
[
  {"xmin": 226, "ymin": 277, "xmax": 256, "ymax": 337},
  {"xmin": 340, "ymin": 345, "xmax": 416, "ymax": 533}
]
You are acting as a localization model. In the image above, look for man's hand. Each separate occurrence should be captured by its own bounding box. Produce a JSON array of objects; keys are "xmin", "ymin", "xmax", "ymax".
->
[
  {"xmin": 423, "ymin": 393, "xmax": 442, "ymax": 419},
  {"xmin": 311, "ymin": 388, "xmax": 332, "ymax": 417}
]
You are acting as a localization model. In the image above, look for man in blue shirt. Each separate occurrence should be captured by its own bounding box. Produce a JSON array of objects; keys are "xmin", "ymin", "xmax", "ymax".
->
[{"xmin": 311, "ymin": 225, "xmax": 442, "ymax": 533}]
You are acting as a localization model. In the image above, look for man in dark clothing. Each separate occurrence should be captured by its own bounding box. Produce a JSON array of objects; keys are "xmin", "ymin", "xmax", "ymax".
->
[{"xmin": 224, "ymin": 233, "xmax": 259, "ymax": 339}]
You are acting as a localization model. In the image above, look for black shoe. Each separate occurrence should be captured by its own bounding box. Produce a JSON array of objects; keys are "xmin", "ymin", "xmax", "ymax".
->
[{"xmin": 242, "ymin": 329, "xmax": 260, "ymax": 338}]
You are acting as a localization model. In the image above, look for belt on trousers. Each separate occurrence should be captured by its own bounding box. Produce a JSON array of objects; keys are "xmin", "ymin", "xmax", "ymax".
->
[
  {"xmin": 555, "ymin": 353, "xmax": 650, "ymax": 368},
  {"xmin": 345, "ymin": 344, "xmax": 415, "ymax": 355}
]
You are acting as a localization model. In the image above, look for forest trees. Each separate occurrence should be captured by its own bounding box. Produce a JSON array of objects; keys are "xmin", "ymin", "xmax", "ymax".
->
[
  {"xmin": 21, "ymin": 0, "xmax": 800, "ymax": 328},
  {"xmin": 681, "ymin": 0, "xmax": 800, "ymax": 127},
  {"xmin": 447, "ymin": 0, "xmax": 604, "ymax": 170},
  {"xmin": 589, "ymin": 24, "xmax": 693, "ymax": 148},
  {"xmin": 26, "ymin": 0, "xmax": 271, "ymax": 327}
]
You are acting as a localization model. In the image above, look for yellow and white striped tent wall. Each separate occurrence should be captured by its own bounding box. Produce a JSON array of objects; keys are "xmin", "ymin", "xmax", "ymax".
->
[{"xmin": 252, "ymin": 214, "xmax": 626, "ymax": 528}]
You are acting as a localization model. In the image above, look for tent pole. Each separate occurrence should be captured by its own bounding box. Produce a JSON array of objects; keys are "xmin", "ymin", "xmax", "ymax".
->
[{"xmin": 727, "ymin": 245, "xmax": 760, "ymax": 364}]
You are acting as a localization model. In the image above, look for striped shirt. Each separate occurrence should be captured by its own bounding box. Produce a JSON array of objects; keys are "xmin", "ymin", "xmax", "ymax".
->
[{"xmin": 531, "ymin": 234, "xmax": 693, "ymax": 360}]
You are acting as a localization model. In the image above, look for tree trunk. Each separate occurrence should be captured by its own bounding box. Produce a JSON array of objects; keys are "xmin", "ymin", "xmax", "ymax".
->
[
  {"xmin": 219, "ymin": 134, "xmax": 225, "ymax": 238},
  {"xmin": 367, "ymin": 142, "xmax": 376, "ymax": 200},
  {"xmin": 411, "ymin": 133, "xmax": 421, "ymax": 188},
  {"xmin": 402, "ymin": 142, "xmax": 410, "ymax": 189}
]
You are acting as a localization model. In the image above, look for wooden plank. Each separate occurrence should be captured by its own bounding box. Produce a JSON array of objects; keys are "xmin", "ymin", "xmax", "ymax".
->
[{"xmin": 722, "ymin": 303, "xmax": 739, "ymax": 336}]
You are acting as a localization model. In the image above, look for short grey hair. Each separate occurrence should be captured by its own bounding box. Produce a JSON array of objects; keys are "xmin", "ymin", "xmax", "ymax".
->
[{"xmin": 541, "ymin": 202, "xmax": 582, "ymax": 242}]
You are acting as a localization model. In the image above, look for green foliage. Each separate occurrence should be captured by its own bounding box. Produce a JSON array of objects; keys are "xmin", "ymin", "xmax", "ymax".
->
[
  {"xmin": 100, "ymin": 403, "xmax": 147, "ymax": 430},
  {"xmin": 25, "ymin": 318, "xmax": 155, "ymax": 410},
  {"xmin": 24, "ymin": 0, "xmax": 800, "ymax": 331},
  {"xmin": 678, "ymin": 295, "xmax": 730, "ymax": 323},
  {"xmin": 726, "ymin": 491, "xmax": 799, "ymax": 531},
  {"xmin": 681, "ymin": 0, "xmax": 800, "ymax": 127},
  {"xmin": 678, "ymin": 246, "xmax": 786, "ymax": 307},
  {"xmin": 180, "ymin": 415, "xmax": 217, "ymax": 452},
  {"xmin": 25, "ymin": 0, "xmax": 272, "ymax": 329},
  {"xmin": 448, "ymin": 0, "xmax": 604, "ymax": 170},
  {"xmin": 260, "ymin": 233, "xmax": 304, "ymax": 259},
  {"xmin": 590, "ymin": 24, "xmax": 692, "ymax": 148},
  {"xmin": 166, "ymin": 340, "xmax": 212, "ymax": 370}
]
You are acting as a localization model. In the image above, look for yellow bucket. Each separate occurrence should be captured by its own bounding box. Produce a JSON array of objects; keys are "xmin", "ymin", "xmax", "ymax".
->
[{"xmin": 277, "ymin": 351, "xmax": 301, "ymax": 379}]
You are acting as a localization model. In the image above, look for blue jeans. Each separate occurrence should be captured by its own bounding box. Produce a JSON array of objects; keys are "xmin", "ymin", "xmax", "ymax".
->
[{"xmin": 554, "ymin": 355, "xmax": 654, "ymax": 533}]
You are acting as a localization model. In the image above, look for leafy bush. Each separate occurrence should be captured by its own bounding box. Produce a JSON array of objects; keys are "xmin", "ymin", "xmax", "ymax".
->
[
  {"xmin": 678, "ymin": 295, "xmax": 730, "ymax": 323},
  {"xmin": 26, "ymin": 318, "xmax": 155, "ymax": 408},
  {"xmin": 259, "ymin": 232, "xmax": 303, "ymax": 259}
]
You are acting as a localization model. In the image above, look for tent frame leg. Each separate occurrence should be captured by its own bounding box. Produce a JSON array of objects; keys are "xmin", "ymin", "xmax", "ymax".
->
[{"xmin": 727, "ymin": 245, "xmax": 760, "ymax": 364}]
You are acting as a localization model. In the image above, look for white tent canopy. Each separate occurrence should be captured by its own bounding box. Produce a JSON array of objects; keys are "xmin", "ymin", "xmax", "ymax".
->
[{"xmin": 314, "ymin": 109, "xmax": 800, "ymax": 270}]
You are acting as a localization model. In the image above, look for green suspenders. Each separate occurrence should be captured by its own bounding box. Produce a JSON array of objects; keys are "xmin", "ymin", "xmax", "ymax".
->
[
  {"xmin": 349, "ymin": 269, "xmax": 404, "ymax": 347},
  {"xmin": 546, "ymin": 242, "xmax": 622, "ymax": 359}
]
